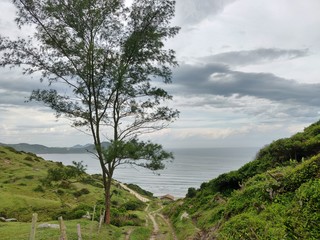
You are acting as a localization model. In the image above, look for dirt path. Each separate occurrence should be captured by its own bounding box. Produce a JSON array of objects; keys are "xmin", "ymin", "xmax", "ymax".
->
[
  {"xmin": 148, "ymin": 210, "xmax": 159, "ymax": 240},
  {"xmin": 147, "ymin": 205, "xmax": 178, "ymax": 240},
  {"xmin": 117, "ymin": 181, "xmax": 177, "ymax": 240},
  {"xmin": 157, "ymin": 214, "xmax": 178, "ymax": 240},
  {"xmin": 118, "ymin": 182, "xmax": 150, "ymax": 202}
]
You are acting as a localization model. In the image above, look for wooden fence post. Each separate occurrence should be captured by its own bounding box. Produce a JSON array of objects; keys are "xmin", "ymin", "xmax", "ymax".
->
[
  {"xmin": 59, "ymin": 216, "xmax": 68, "ymax": 240},
  {"xmin": 77, "ymin": 223, "xmax": 82, "ymax": 240},
  {"xmin": 90, "ymin": 205, "xmax": 96, "ymax": 240},
  {"xmin": 29, "ymin": 213, "xmax": 38, "ymax": 240},
  {"xmin": 98, "ymin": 213, "xmax": 104, "ymax": 233}
]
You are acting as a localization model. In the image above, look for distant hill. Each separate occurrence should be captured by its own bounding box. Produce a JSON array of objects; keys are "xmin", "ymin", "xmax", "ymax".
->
[{"xmin": 0, "ymin": 142, "xmax": 110, "ymax": 154}]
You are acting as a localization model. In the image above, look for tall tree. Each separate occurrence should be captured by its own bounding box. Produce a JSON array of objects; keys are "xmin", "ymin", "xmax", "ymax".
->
[{"xmin": 0, "ymin": 0, "xmax": 179, "ymax": 224}]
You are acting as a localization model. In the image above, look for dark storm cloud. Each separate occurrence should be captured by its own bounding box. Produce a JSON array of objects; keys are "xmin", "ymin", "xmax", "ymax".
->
[
  {"xmin": 201, "ymin": 48, "xmax": 309, "ymax": 66},
  {"xmin": 175, "ymin": 0, "xmax": 236, "ymax": 27},
  {"xmin": 173, "ymin": 63, "xmax": 320, "ymax": 108}
]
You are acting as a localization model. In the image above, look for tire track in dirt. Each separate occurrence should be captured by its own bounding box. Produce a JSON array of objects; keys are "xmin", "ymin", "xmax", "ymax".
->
[{"xmin": 117, "ymin": 181, "xmax": 177, "ymax": 240}]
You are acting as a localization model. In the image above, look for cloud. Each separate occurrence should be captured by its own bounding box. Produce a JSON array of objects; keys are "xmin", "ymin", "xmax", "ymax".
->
[
  {"xmin": 174, "ymin": 0, "xmax": 236, "ymax": 28},
  {"xmin": 173, "ymin": 62, "xmax": 320, "ymax": 107},
  {"xmin": 0, "ymin": 67, "xmax": 74, "ymax": 107},
  {"xmin": 0, "ymin": 104, "xmax": 90, "ymax": 146},
  {"xmin": 0, "ymin": 70, "xmax": 41, "ymax": 106},
  {"xmin": 170, "ymin": 61, "xmax": 320, "ymax": 125},
  {"xmin": 201, "ymin": 48, "xmax": 309, "ymax": 66}
]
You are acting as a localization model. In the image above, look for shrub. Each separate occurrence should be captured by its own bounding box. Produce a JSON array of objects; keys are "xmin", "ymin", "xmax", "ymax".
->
[
  {"xmin": 59, "ymin": 180, "xmax": 71, "ymax": 189},
  {"xmin": 24, "ymin": 156, "xmax": 34, "ymax": 162},
  {"xmin": 33, "ymin": 185, "xmax": 45, "ymax": 192},
  {"xmin": 282, "ymin": 155, "xmax": 320, "ymax": 192},
  {"xmin": 56, "ymin": 189, "xmax": 65, "ymax": 195},
  {"xmin": 23, "ymin": 162, "xmax": 33, "ymax": 167},
  {"xmin": 47, "ymin": 167, "xmax": 66, "ymax": 181},
  {"xmin": 126, "ymin": 183, "xmax": 153, "ymax": 198},
  {"xmin": 122, "ymin": 200, "xmax": 144, "ymax": 211},
  {"xmin": 110, "ymin": 208, "xmax": 143, "ymax": 227},
  {"xmin": 186, "ymin": 187, "xmax": 197, "ymax": 198},
  {"xmin": 73, "ymin": 188, "xmax": 90, "ymax": 197},
  {"xmin": 219, "ymin": 212, "xmax": 286, "ymax": 239},
  {"xmin": 286, "ymin": 179, "xmax": 320, "ymax": 239},
  {"xmin": 59, "ymin": 204, "xmax": 92, "ymax": 220},
  {"xmin": 24, "ymin": 175, "xmax": 34, "ymax": 179}
]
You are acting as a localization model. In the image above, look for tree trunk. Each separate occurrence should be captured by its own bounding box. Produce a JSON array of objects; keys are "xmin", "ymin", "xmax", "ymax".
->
[
  {"xmin": 104, "ymin": 175, "xmax": 112, "ymax": 224},
  {"xmin": 95, "ymin": 141, "xmax": 112, "ymax": 225}
]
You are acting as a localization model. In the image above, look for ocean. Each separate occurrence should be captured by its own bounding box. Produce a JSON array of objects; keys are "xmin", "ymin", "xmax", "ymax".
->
[{"xmin": 39, "ymin": 147, "xmax": 259, "ymax": 198}]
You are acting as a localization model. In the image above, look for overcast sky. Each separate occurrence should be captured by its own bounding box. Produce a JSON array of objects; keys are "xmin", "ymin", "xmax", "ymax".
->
[{"xmin": 0, "ymin": 0, "xmax": 319, "ymax": 149}]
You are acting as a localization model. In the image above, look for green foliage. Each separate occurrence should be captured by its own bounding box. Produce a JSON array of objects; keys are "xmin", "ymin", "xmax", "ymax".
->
[
  {"xmin": 104, "ymin": 139, "xmax": 174, "ymax": 171},
  {"xmin": 130, "ymin": 227, "xmax": 152, "ymax": 240},
  {"xmin": 110, "ymin": 208, "xmax": 144, "ymax": 227},
  {"xmin": 80, "ymin": 175, "xmax": 104, "ymax": 188},
  {"xmin": 0, "ymin": 0, "xmax": 179, "ymax": 224},
  {"xmin": 0, "ymin": 220, "xmax": 124, "ymax": 240},
  {"xmin": 0, "ymin": 146, "xmax": 148, "ymax": 227},
  {"xmin": 56, "ymin": 204, "xmax": 92, "ymax": 220},
  {"xmin": 285, "ymin": 179, "xmax": 320, "ymax": 239},
  {"xmin": 46, "ymin": 161, "xmax": 86, "ymax": 183},
  {"xmin": 73, "ymin": 188, "xmax": 90, "ymax": 198},
  {"xmin": 186, "ymin": 187, "xmax": 197, "ymax": 198},
  {"xmin": 165, "ymin": 120, "xmax": 320, "ymax": 239},
  {"xmin": 218, "ymin": 211, "xmax": 286, "ymax": 240},
  {"xmin": 122, "ymin": 200, "xmax": 145, "ymax": 211},
  {"xmin": 24, "ymin": 156, "xmax": 34, "ymax": 162},
  {"xmin": 282, "ymin": 155, "xmax": 320, "ymax": 191},
  {"xmin": 33, "ymin": 185, "xmax": 45, "ymax": 192},
  {"xmin": 126, "ymin": 183, "xmax": 153, "ymax": 198}
]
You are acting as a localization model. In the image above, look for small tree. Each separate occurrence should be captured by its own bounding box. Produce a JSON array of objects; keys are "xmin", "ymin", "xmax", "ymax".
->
[{"xmin": 0, "ymin": 0, "xmax": 179, "ymax": 224}]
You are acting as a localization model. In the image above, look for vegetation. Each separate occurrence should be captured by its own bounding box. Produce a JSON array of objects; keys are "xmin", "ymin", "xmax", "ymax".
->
[
  {"xmin": 164, "ymin": 120, "xmax": 320, "ymax": 239},
  {"xmin": 0, "ymin": 220, "xmax": 123, "ymax": 240},
  {"xmin": 2, "ymin": 120, "xmax": 320, "ymax": 239},
  {"xmin": 0, "ymin": 146, "xmax": 182, "ymax": 239},
  {"xmin": 0, "ymin": 0, "xmax": 179, "ymax": 224},
  {"xmin": 125, "ymin": 183, "xmax": 154, "ymax": 198},
  {"xmin": 0, "ymin": 146, "xmax": 149, "ymax": 238}
]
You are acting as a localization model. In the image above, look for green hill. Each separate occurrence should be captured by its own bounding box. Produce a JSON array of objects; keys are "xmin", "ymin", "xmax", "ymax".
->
[
  {"xmin": 164, "ymin": 120, "xmax": 320, "ymax": 239},
  {"xmin": 0, "ymin": 146, "xmax": 147, "ymax": 224}
]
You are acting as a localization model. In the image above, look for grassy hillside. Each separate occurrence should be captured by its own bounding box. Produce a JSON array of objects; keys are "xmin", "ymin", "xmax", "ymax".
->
[
  {"xmin": 164, "ymin": 120, "xmax": 320, "ymax": 239},
  {"xmin": 0, "ymin": 146, "xmax": 151, "ymax": 239}
]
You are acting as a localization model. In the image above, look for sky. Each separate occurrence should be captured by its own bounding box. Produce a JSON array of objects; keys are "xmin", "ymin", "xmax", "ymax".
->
[{"xmin": 0, "ymin": 0, "xmax": 319, "ymax": 149}]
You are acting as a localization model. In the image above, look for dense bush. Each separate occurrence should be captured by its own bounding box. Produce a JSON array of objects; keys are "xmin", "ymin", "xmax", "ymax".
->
[
  {"xmin": 126, "ymin": 183, "xmax": 153, "ymax": 198},
  {"xmin": 111, "ymin": 208, "xmax": 143, "ymax": 227},
  {"xmin": 73, "ymin": 188, "xmax": 90, "ymax": 197},
  {"xmin": 56, "ymin": 204, "xmax": 92, "ymax": 220},
  {"xmin": 47, "ymin": 161, "xmax": 87, "ymax": 183},
  {"xmin": 122, "ymin": 200, "xmax": 144, "ymax": 211},
  {"xmin": 186, "ymin": 187, "xmax": 197, "ymax": 198},
  {"xmin": 33, "ymin": 185, "xmax": 45, "ymax": 192},
  {"xmin": 285, "ymin": 179, "xmax": 320, "ymax": 239}
]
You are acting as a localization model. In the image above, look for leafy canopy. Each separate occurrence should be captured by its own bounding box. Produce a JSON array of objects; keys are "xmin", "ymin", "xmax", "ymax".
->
[{"xmin": 0, "ymin": 0, "xmax": 179, "ymax": 167}]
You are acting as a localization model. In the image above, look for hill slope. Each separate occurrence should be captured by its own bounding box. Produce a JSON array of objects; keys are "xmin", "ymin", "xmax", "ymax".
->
[
  {"xmin": 0, "ymin": 146, "xmax": 146, "ymax": 224},
  {"xmin": 164, "ymin": 120, "xmax": 320, "ymax": 239}
]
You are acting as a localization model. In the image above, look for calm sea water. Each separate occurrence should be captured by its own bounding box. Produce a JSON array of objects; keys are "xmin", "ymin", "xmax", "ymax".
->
[{"xmin": 39, "ymin": 147, "xmax": 259, "ymax": 198}]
